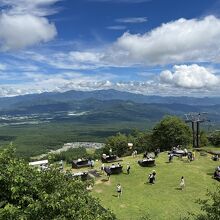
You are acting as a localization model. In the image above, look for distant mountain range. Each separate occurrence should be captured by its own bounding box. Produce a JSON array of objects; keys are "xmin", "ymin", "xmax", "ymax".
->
[
  {"xmin": 0, "ymin": 89, "xmax": 219, "ymax": 124},
  {"xmin": 0, "ymin": 89, "xmax": 220, "ymax": 109}
]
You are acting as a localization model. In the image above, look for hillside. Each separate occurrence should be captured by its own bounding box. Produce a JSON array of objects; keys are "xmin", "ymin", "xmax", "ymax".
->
[
  {"xmin": 0, "ymin": 89, "xmax": 220, "ymax": 111},
  {"xmin": 0, "ymin": 98, "xmax": 220, "ymax": 125},
  {"xmin": 0, "ymin": 89, "xmax": 219, "ymax": 157},
  {"xmin": 91, "ymin": 151, "xmax": 219, "ymax": 220}
]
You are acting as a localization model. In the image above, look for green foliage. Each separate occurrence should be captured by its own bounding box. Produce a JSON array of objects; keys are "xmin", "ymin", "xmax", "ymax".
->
[
  {"xmin": 104, "ymin": 129, "xmax": 152, "ymax": 157},
  {"xmin": 105, "ymin": 133, "xmax": 131, "ymax": 157},
  {"xmin": 139, "ymin": 213, "xmax": 151, "ymax": 220},
  {"xmin": 93, "ymin": 148, "xmax": 105, "ymax": 160},
  {"xmin": 0, "ymin": 121, "xmax": 149, "ymax": 158},
  {"xmin": 0, "ymin": 146, "xmax": 116, "ymax": 220},
  {"xmin": 134, "ymin": 131, "xmax": 152, "ymax": 153},
  {"xmin": 208, "ymin": 130, "xmax": 220, "ymax": 147},
  {"xmin": 189, "ymin": 185, "xmax": 220, "ymax": 220},
  {"xmin": 199, "ymin": 130, "xmax": 208, "ymax": 147},
  {"xmin": 151, "ymin": 116, "xmax": 192, "ymax": 150},
  {"xmin": 51, "ymin": 147, "xmax": 89, "ymax": 163}
]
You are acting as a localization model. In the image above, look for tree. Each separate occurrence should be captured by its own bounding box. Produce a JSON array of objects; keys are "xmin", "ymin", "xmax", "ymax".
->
[
  {"xmin": 105, "ymin": 133, "xmax": 131, "ymax": 157},
  {"xmin": 208, "ymin": 130, "xmax": 220, "ymax": 147},
  {"xmin": 188, "ymin": 185, "xmax": 220, "ymax": 220},
  {"xmin": 134, "ymin": 132, "xmax": 152, "ymax": 153},
  {"xmin": 199, "ymin": 130, "xmax": 208, "ymax": 147},
  {"xmin": 151, "ymin": 116, "xmax": 191, "ymax": 150},
  {"xmin": 0, "ymin": 146, "xmax": 116, "ymax": 220}
]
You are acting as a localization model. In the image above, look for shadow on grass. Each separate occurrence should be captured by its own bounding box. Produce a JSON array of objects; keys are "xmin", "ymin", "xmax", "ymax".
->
[
  {"xmin": 144, "ymin": 182, "xmax": 155, "ymax": 185},
  {"xmin": 182, "ymin": 160, "xmax": 190, "ymax": 163},
  {"xmin": 112, "ymin": 194, "xmax": 118, "ymax": 197},
  {"xmin": 175, "ymin": 187, "xmax": 182, "ymax": 191},
  {"xmin": 101, "ymin": 178, "xmax": 109, "ymax": 182}
]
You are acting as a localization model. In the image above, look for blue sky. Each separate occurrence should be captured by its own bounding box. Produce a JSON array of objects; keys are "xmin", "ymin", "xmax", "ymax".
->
[{"xmin": 0, "ymin": 0, "xmax": 220, "ymax": 97}]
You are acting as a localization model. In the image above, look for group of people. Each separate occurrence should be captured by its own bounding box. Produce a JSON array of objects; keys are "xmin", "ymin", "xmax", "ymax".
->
[
  {"xmin": 105, "ymin": 148, "xmax": 188, "ymax": 198},
  {"xmin": 148, "ymin": 169, "xmax": 185, "ymax": 189},
  {"xmin": 101, "ymin": 162, "xmax": 131, "ymax": 178},
  {"xmin": 88, "ymin": 159, "xmax": 95, "ymax": 168},
  {"xmin": 212, "ymin": 154, "xmax": 219, "ymax": 161},
  {"xmin": 168, "ymin": 149, "xmax": 196, "ymax": 162},
  {"xmin": 110, "ymin": 162, "xmax": 122, "ymax": 168},
  {"xmin": 115, "ymin": 171, "xmax": 185, "ymax": 198}
]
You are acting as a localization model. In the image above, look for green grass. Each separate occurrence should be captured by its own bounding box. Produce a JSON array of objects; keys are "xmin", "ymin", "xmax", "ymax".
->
[{"xmin": 90, "ymin": 151, "xmax": 219, "ymax": 220}]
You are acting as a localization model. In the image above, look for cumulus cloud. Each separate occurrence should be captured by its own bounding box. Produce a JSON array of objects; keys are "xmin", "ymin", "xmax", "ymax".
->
[
  {"xmin": 160, "ymin": 64, "xmax": 220, "ymax": 89},
  {"xmin": 0, "ymin": 63, "xmax": 220, "ymax": 97},
  {"xmin": 0, "ymin": 14, "xmax": 56, "ymax": 51},
  {"xmin": 0, "ymin": 71, "xmax": 118, "ymax": 97},
  {"xmin": 106, "ymin": 16, "xmax": 220, "ymax": 65},
  {"xmin": 2, "ymin": 76, "xmax": 219, "ymax": 97},
  {"xmin": 0, "ymin": 0, "xmax": 59, "ymax": 51}
]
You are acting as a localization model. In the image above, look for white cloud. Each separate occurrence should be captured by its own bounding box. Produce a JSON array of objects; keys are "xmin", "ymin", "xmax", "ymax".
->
[
  {"xmin": 107, "ymin": 25, "xmax": 127, "ymax": 30},
  {"xmin": 116, "ymin": 17, "xmax": 147, "ymax": 23},
  {"xmin": 0, "ymin": 0, "xmax": 61, "ymax": 16},
  {"xmin": 107, "ymin": 15, "xmax": 220, "ymax": 65},
  {"xmin": 19, "ymin": 50, "xmax": 129, "ymax": 70},
  {"xmin": 68, "ymin": 51, "xmax": 104, "ymax": 63},
  {"xmin": 0, "ymin": 69, "xmax": 220, "ymax": 97},
  {"xmin": 0, "ymin": 0, "xmax": 59, "ymax": 51},
  {"xmin": 0, "ymin": 14, "xmax": 57, "ymax": 51},
  {"xmin": 0, "ymin": 71, "xmax": 118, "ymax": 97},
  {"xmin": 160, "ymin": 64, "xmax": 220, "ymax": 89},
  {"xmin": 9, "ymin": 15, "xmax": 220, "ymax": 69}
]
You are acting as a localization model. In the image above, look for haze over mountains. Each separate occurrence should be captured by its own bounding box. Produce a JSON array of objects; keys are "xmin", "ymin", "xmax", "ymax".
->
[{"xmin": 0, "ymin": 89, "xmax": 219, "ymax": 125}]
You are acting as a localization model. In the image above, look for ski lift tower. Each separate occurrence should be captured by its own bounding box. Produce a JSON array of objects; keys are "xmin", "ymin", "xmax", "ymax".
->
[{"xmin": 185, "ymin": 112, "xmax": 209, "ymax": 148}]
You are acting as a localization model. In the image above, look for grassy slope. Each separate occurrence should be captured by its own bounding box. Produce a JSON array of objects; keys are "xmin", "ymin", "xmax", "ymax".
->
[{"xmin": 90, "ymin": 151, "xmax": 219, "ymax": 220}]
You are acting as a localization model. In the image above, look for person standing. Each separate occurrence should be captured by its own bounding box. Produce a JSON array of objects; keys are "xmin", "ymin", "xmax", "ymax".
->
[
  {"xmin": 126, "ymin": 163, "xmax": 131, "ymax": 175},
  {"xmin": 169, "ymin": 153, "xmax": 173, "ymax": 163},
  {"xmin": 101, "ymin": 163, "xmax": 105, "ymax": 173},
  {"xmin": 192, "ymin": 151, "xmax": 196, "ymax": 161},
  {"xmin": 90, "ymin": 159, "xmax": 94, "ymax": 168},
  {"xmin": 148, "ymin": 170, "xmax": 156, "ymax": 184},
  {"xmin": 180, "ymin": 176, "xmax": 185, "ymax": 190},
  {"xmin": 116, "ymin": 184, "xmax": 122, "ymax": 198}
]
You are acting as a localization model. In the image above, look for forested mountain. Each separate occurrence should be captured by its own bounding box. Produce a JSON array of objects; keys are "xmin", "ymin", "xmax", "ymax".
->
[
  {"xmin": 0, "ymin": 90, "xmax": 219, "ymax": 124},
  {"xmin": 0, "ymin": 89, "xmax": 220, "ymax": 111}
]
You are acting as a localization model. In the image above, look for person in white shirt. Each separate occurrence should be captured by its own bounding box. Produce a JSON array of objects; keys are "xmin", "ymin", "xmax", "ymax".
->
[
  {"xmin": 180, "ymin": 176, "xmax": 185, "ymax": 190},
  {"xmin": 116, "ymin": 184, "xmax": 122, "ymax": 198},
  {"xmin": 101, "ymin": 163, "xmax": 105, "ymax": 174}
]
